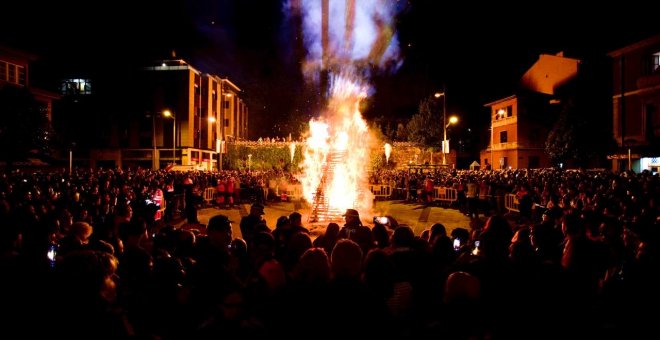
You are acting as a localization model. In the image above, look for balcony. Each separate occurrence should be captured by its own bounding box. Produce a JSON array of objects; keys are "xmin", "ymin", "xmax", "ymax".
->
[{"xmin": 637, "ymin": 72, "xmax": 660, "ymax": 89}]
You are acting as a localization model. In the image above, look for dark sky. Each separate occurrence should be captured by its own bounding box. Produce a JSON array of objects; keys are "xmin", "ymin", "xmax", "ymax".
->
[{"xmin": 2, "ymin": 0, "xmax": 658, "ymax": 139}]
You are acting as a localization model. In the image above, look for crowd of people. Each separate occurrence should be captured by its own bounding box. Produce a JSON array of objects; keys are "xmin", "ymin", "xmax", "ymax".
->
[{"xmin": 0, "ymin": 166, "xmax": 658, "ymax": 339}]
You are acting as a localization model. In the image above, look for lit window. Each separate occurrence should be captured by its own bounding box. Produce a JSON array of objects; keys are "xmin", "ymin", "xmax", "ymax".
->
[
  {"xmin": 653, "ymin": 52, "xmax": 660, "ymax": 72},
  {"xmin": 61, "ymin": 79, "xmax": 92, "ymax": 95}
]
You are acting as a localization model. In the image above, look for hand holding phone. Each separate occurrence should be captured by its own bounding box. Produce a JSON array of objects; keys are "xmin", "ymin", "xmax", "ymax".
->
[
  {"xmin": 471, "ymin": 240, "xmax": 480, "ymax": 255},
  {"xmin": 373, "ymin": 216, "xmax": 389, "ymax": 225},
  {"xmin": 453, "ymin": 238, "xmax": 461, "ymax": 251},
  {"xmin": 47, "ymin": 244, "xmax": 58, "ymax": 268}
]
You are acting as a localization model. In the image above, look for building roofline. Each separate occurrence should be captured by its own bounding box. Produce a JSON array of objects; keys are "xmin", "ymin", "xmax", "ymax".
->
[
  {"xmin": 208, "ymin": 74, "xmax": 242, "ymax": 92},
  {"xmin": 608, "ymin": 34, "xmax": 660, "ymax": 57},
  {"xmin": 484, "ymin": 95, "xmax": 517, "ymax": 107},
  {"xmin": 146, "ymin": 59, "xmax": 202, "ymax": 75},
  {"xmin": 0, "ymin": 45, "xmax": 38, "ymax": 61},
  {"xmin": 222, "ymin": 78, "xmax": 241, "ymax": 92}
]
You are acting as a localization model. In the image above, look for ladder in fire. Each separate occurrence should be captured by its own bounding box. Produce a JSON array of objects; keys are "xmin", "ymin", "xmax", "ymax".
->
[{"xmin": 309, "ymin": 149, "xmax": 346, "ymax": 223}]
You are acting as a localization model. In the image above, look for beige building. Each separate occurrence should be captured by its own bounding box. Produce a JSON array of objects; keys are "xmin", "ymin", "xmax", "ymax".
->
[
  {"xmin": 608, "ymin": 35, "xmax": 660, "ymax": 172},
  {"xmin": 481, "ymin": 52, "xmax": 580, "ymax": 169},
  {"xmin": 91, "ymin": 59, "xmax": 248, "ymax": 170}
]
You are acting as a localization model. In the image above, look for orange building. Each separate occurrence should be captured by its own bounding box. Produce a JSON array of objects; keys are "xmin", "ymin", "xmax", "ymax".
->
[
  {"xmin": 481, "ymin": 52, "xmax": 580, "ymax": 169},
  {"xmin": 0, "ymin": 46, "xmax": 59, "ymax": 122},
  {"xmin": 608, "ymin": 35, "xmax": 660, "ymax": 172}
]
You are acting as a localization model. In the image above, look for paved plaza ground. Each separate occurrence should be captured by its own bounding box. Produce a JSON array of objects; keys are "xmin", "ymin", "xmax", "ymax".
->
[{"xmin": 173, "ymin": 199, "xmax": 473, "ymax": 240}]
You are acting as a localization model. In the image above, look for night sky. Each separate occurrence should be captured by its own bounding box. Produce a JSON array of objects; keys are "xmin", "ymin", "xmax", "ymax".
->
[{"xmin": 1, "ymin": 0, "xmax": 658, "ymax": 139}]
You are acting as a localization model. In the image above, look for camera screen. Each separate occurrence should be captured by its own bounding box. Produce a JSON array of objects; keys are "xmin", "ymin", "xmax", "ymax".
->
[
  {"xmin": 374, "ymin": 216, "xmax": 389, "ymax": 224},
  {"xmin": 47, "ymin": 245, "xmax": 57, "ymax": 267},
  {"xmin": 472, "ymin": 240, "xmax": 480, "ymax": 255},
  {"xmin": 453, "ymin": 238, "xmax": 461, "ymax": 251}
]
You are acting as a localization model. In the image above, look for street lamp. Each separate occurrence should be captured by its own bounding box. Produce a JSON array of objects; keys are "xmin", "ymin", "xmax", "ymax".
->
[
  {"xmin": 163, "ymin": 109, "xmax": 176, "ymax": 166},
  {"xmin": 435, "ymin": 91, "xmax": 458, "ymax": 165},
  {"xmin": 152, "ymin": 113, "xmax": 157, "ymax": 169}
]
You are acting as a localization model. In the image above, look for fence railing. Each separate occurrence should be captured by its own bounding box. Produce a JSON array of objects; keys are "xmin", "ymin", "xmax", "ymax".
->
[
  {"xmin": 505, "ymin": 193, "xmax": 519, "ymax": 213},
  {"xmin": 198, "ymin": 183, "xmax": 463, "ymax": 205}
]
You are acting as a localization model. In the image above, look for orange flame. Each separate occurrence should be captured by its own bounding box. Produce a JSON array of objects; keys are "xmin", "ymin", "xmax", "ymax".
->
[{"xmin": 299, "ymin": 72, "xmax": 374, "ymax": 219}]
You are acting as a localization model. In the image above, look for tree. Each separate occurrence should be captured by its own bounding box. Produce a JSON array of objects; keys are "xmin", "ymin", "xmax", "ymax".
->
[
  {"xmin": 545, "ymin": 98, "xmax": 615, "ymax": 167},
  {"xmin": 0, "ymin": 86, "xmax": 53, "ymax": 169},
  {"xmin": 406, "ymin": 97, "xmax": 440, "ymax": 147},
  {"xmin": 395, "ymin": 123, "xmax": 407, "ymax": 141}
]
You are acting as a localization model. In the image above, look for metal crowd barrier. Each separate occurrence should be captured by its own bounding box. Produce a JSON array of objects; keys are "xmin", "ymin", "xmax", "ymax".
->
[
  {"xmin": 369, "ymin": 184, "xmax": 392, "ymax": 200},
  {"xmin": 283, "ymin": 184, "xmax": 303, "ymax": 201},
  {"xmin": 505, "ymin": 193, "xmax": 520, "ymax": 213},
  {"xmin": 432, "ymin": 186, "xmax": 458, "ymax": 205},
  {"xmin": 203, "ymin": 187, "xmax": 217, "ymax": 205}
]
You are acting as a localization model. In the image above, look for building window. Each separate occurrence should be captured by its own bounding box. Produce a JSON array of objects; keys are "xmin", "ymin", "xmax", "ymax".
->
[
  {"xmin": 500, "ymin": 131, "xmax": 508, "ymax": 143},
  {"xmin": 17, "ymin": 67, "xmax": 25, "ymax": 85},
  {"xmin": 225, "ymin": 118, "xmax": 229, "ymax": 127},
  {"xmin": 506, "ymin": 105, "xmax": 513, "ymax": 117},
  {"xmin": 60, "ymin": 79, "xmax": 92, "ymax": 95},
  {"xmin": 653, "ymin": 52, "xmax": 660, "ymax": 72},
  {"xmin": 7, "ymin": 64, "xmax": 16, "ymax": 83},
  {"xmin": 0, "ymin": 61, "xmax": 25, "ymax": 85}
]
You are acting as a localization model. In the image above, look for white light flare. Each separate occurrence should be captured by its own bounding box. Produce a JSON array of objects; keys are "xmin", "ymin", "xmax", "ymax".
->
[{"xmin": 384, "ymin": 143, "xmax": 392, "ymax": 163}]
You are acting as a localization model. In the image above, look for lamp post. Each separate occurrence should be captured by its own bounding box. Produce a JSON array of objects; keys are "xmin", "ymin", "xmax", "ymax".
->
[
  {"xmin": 163, "ymin": 110, "xmax": 176, "ymax": 166},
  {"xmin": 435, "ymin": 90, "xmax": 458, "ymax": 165},
  {"xmin": 435, "ymin": 91, "xmax": 448, "ymax": 165},
  {"xmin": 208, "ymin": 116, "xmax": 217, "ymax": 171},
  {"xmin": 152, "ymin": 113, "xmax": 157, "ymax": 169}
]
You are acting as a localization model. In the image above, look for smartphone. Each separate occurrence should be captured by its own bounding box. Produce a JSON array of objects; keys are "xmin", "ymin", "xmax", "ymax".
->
[
  {"xmin": 472, "ymin": 240, "xmax": 480, "ymax": 256},
  {"xmin": 47, "ymin": 244, "xmax": 57, "ymax": 268},
  {"xmin": 453, "ymin": 238, "xmax": 461, "ymax": 251},
  {"xmin": 373, "ymin": 216, "xmax": 389, "ymax": 225}
]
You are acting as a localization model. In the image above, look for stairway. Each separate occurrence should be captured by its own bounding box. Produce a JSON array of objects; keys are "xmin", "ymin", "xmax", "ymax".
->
[{"xmin": 309, "ymin": 149, "xmax": 346, "ymax": 223}]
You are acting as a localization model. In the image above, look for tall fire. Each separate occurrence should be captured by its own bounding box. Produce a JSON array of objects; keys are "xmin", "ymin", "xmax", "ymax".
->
[
  {"xmin": 291, "ymin": 0, "xmax": 402, "ymax": 222},
  {"xmin": 299, "ymin": 72, "xmax": 374, "ymax": 222}
]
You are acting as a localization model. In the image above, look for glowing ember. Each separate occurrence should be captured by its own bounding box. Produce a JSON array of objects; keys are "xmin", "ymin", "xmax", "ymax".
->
[{"xmin": 384, "ymin": 143, "xmax": 392, "ymax": 164}]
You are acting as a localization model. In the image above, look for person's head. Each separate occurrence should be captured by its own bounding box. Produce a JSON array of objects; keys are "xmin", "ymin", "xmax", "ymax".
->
[
  {"xmin": 343, "ymin": 209, "xmax": 360, "ymax": 226},
  {"xmin": 289, "ymin": 211, "xmax": 303, "ymax": 226},
  {"xmin": 331, "ymin": 239, "xmax": 363, "ymax": 279},
  {"xmin": 276, "ymin": 216, "xmax": 290, "ymax": 229},
  {"xmin": 430, "ymin": 223, "xmax": 447, "ymax": 243},
  {"xmin": 291, "ymin": 247, "xmax": 331, "ymax": 285},
  {"xmin": 207, "ymin": 214, "xmax": 234, "ymax": 248},
  {"xmin": 250, "ymin": 203, "xmax": 265, "ymax": 217},
  {"xmin": 70, "ymin": 221, "xmax": 93, "ymax": 245}
]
